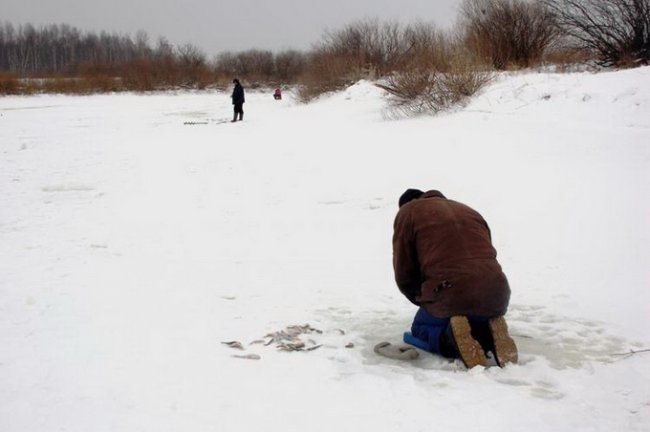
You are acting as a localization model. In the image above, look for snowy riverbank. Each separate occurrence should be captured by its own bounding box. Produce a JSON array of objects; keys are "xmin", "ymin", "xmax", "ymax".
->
[{"xmin": 1, "ymin": 67, "xmax": 649, "ymax": 431}]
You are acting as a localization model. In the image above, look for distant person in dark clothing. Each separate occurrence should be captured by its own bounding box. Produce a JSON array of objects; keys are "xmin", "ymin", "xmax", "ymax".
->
[
  {"xmin": 394, "ymin": 188, "xmax": 518, "ymax": 369},
  {"xmin": 274, "ymin": 88, "xmax": 282, "ymax": 100},
  {"xmin": 231, "ymin": 78, "xmax": 245, "ymax": 122}
]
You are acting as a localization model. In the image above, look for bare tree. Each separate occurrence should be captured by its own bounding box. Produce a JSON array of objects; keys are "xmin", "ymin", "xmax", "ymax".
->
[
  {"xmin": 461, "ymin": 0, "xmax": 558, "ymax": 69},
  {"xmin": 399, "ymin": 23, "xmax": 454, "ymax": 71},
  {"xmin": 317, "ymin": 19, "xmax": 410, "ymax": 76},
  {"xmin": 215, "ymin": 49, "xmax": 277, "ymax": 82},
  {"xmin": 177, "ymin": 44, "xmax": 205, "ymax": 68},
  {"xmin": 543, "ymin": 0, "xmax": 650, "ymax": 66},
  {"xmin": 274, "ymin": 49, "xmax": 306, "ymax": 82},
  {"xmin": 175, "ymin": 44, "xmax": 208, "ymax": 87}
]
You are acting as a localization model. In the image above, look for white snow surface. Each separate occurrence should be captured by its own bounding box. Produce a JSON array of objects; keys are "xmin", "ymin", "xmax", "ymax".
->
[{"xmin": 1, "ymin": 68, "xmax": 649, "ymax": 432}]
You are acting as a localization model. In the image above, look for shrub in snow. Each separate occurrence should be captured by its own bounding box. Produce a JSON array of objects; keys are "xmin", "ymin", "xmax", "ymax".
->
[{"xmin": 378, "ymin": 56, "xmax": 492, "ymax": 116}]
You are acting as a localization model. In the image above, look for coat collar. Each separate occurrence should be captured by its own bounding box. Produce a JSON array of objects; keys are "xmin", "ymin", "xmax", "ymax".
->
[{"xmin": 421, "ymin": 190, "xmax": 446, "ymax": 199}]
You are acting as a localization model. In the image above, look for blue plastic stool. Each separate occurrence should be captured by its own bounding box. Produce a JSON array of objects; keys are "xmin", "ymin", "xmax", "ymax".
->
[{"xmin": 403, "ymin": 331, "xmax": 431, "ymax": 351}]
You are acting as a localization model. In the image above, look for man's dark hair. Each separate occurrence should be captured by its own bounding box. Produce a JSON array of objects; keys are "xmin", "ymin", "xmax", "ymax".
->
[
  {"xmin": 399, "ymin": 189, "xmax": 424, "ymax": 207},
  {"xmin": 233, "ymin": 78, "xmax": 240, "ymax": 84}
]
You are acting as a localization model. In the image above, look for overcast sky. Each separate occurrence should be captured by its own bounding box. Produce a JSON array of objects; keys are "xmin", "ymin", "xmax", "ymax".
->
[{"xmin": 2, "ymin": 0, "xmax": 463, "ymax": 56}]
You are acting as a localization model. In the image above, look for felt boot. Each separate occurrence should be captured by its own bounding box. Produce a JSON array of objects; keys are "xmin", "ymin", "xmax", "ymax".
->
[
  {"xmin": 449, "ymin": 316, "xmax": 487, "ymax": 369},
  {"xmin": 488, "ymin": 316, "xmax": 518, "ymax": 367}
]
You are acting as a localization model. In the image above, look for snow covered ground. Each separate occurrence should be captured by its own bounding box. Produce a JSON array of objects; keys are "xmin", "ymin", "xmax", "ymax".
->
[{"xmin": 1, "ymin": 67, "xmax": 649, "ymax": 432}]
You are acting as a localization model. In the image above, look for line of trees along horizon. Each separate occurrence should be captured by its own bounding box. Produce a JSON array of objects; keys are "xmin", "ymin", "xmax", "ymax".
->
[
  {"xmin": 1, "ymin": 0, "xmax": 648, "ymax": 101},
  {"xmin": 0, "ymin": 23, "xmax": 164, "ymax": 75},
  {"xmin": 0, "ymin": 22, "xmax": 308, "ymax": 91}
]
